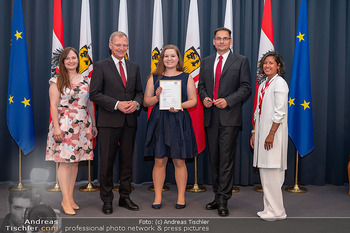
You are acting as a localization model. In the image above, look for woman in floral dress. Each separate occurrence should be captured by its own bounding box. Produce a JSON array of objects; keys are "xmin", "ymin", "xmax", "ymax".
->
[{"xmin": 46, "ymin": 47, "xmax": 97, "ymax": 215}]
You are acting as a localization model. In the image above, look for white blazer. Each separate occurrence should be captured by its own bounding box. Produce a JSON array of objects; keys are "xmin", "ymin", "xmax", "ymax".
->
[{"xmin": 253, "ymin": 75, "xmax": 289, "ymax": 170}]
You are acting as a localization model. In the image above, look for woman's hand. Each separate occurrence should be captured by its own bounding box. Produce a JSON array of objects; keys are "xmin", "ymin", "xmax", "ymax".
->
[
  {"xmin": 250, "ymin": 133, "xmax": 255, "ymax": 149},
  {"xmin": 264, "ymin": 133, "xmax": 274, "ymax": 151},
  {"xmin": 155, "ymin": 87, "xmax": 162, "ymax": 100},
  {"xmin": 53, "ymin": 127, "xmax": 64, "ymax": 142},
  {"xmin": 169, "ymin": 107, "xmax": 183, "ymax": 113},
  {"xmin": 91, "ymin": 126, "xmax": 98, "ymax": 138}
]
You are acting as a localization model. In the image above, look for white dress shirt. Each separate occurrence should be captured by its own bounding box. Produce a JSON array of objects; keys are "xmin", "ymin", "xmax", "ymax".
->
[
  {"xmin": 111, "ymin": 55, "xmax": 128, "ymax": 81},
  {"xmin": 111, "ymin": 55, "xmax": 140, "ymax": 111},
  {"xmin": 213, "ymin": 50, "xmax": 230, "ymax": 86}
]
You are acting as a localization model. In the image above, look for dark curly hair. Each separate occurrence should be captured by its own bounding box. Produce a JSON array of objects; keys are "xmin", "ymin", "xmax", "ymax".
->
[{"xmin": 257, "ymin": 51, "xmax": 286, "ymax": 82}]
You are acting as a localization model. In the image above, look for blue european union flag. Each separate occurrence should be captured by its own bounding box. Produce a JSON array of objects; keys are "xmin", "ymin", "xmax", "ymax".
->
[
  {"xmin": 7, "ymin": 0, "xmax": 36, "ymax": 155},
  {"xmin": 288, "ymin": 0, "xmax": 314, "ymax": 157}
]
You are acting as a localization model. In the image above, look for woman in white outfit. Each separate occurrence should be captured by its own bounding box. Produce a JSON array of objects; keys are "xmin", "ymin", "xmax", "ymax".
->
[{"xmin": 250, "ymin": 51, "xmax": 289, "ymax": 221}]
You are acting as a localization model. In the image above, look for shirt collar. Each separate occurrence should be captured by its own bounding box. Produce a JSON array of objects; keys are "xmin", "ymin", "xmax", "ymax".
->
[
  {"xmin": 215, "ymin": 50, "xmax": 230, "ymax": 61},
  {"xmin": 111, "ymin": 54, "xmax": 125, "ymax": 66}
]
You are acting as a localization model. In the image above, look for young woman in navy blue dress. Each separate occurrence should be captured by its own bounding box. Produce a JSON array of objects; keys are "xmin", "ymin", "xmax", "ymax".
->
[{"xmin": 144, "ymin": 45, "xmax": 198, "ymax": 209}]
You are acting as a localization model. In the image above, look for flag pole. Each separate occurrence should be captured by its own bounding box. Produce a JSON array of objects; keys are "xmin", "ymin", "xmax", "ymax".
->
[
  {"xmin": 285, "ymin": 151, "xmax": 307, "ymax": 193},
  {"xmin": 114, "ymin": 184, "xmax": 136, "ymax": 192},
  {"xmin": 347, "ymin": 155, "xmax": 350, "ymax": 195},
  {"xmin": 253, "ymin": 163, "xmax": 262, "ymax": 193},
  {"xmin": 9, "ymin": 148, "xmax": 31, "ymax": 191},
  {"xmin": 232, "ymin": 186, "xmax": 240, "ymax": 193},
  {"xmin": 46, "ymin": 162, "xmax": 61, "ymax": 192},
  {"xmin": 148, "ymin": 184, "xmax": 170, "ymax": 192},
  {"xmin": 252, "ymin": 0, "xmax": 274, "ymax": 194},
  {"xmin": 79, "ymin": 160, "xmax": 99, "ymax": 192},
  {"xmin": 253, "ymin": 185, "xmax": 263, "ymax": 193},
  {"xmin": 186, "ymin": 157, "xmax": 206, "ymax": 192}
]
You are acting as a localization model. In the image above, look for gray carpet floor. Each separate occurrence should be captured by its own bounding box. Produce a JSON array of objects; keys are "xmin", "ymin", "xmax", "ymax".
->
[
  {"xmin": 2, "ymin": 182, "xmax": 350, "ymax": 233},
  {"xmin": 1, "ymin": 182, "xmax": 350, "ymax": 218}
]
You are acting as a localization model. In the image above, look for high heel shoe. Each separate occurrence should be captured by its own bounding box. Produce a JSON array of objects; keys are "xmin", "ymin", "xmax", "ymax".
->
[
  {"xmin": 152, "ymin": 203, "xmax": 162, "ymax": 209},
  {"xmin": 61, "ymin": 203, "xmax": 76, "ymax": 215},
  {"xmin": 72, "ymin": 203, "xmax": 80, "ymax": 210},
  {"xmin": 175, "ymin": 203, "xmax": 186, "ymax": 209}
]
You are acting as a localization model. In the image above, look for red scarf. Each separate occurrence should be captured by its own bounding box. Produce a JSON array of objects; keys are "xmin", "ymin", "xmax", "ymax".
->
[{"xmin": 258, "ymin": 75, "xmax": 276, "ymax": 115}]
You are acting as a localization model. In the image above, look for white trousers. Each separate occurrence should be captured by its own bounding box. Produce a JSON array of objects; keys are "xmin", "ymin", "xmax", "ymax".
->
[{"xmin": 259, "ymin": 168, "xmax": 286, "ymax": 217}]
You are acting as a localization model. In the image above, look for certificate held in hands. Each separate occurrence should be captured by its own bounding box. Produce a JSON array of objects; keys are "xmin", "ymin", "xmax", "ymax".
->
[{"xmin": 159, "ymin": 80, "xmax": 182, "ymax": 110}]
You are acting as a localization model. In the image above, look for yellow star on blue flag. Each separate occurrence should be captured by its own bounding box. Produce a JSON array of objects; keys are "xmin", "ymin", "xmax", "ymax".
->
[
  {"xmin": 7, "ymin": 0, "xmax": 36, "ymax": 155},
  {"xmin": 300, "ymin": 100, "xmax": 310, "ymax": 110},
  {"xmin": 21, "ymin": 97, "xmax": 31, "ymax": 107},
  {"xmin": 288, "ymin": 0, "xmax": 314, "ymax": 157},
  {"xmin": 288, "ymin": 97, "xmax": 295, "ymax": 107},
  {"xmin": 8, "ymin": 95, "xmax": 14, "ymax": 104},
  {"xmin": 296, "ymin": 32, "xmax": 305, "ymax": 42},
  {"xmin": 14, "ymin": 30, "xmax": 23, "ymax": 40}
]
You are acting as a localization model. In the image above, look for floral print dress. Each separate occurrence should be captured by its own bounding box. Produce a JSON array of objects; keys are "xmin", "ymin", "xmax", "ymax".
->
[{"xmin": 46, "ymin": 75, "xmax": 93, "ymax": 163}]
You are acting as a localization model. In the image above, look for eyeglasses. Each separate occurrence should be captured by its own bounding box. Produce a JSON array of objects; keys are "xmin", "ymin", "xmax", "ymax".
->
[
  {"xmin": 214, "ymin": 37, "xmax": 231, "ymax": 42},
  {"xmin": 111, "ymin": 43, "xmax": 128, "ymax": 48}
]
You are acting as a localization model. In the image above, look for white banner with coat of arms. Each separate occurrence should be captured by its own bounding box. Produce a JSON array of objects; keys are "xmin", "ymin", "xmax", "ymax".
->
[
  {"xmin": 184, "ymin": 0, "xmax": 205, "ymax": 154},
  {"xmin": 79, "ymin": 0, "xmax": 93, "ymax": 77}
]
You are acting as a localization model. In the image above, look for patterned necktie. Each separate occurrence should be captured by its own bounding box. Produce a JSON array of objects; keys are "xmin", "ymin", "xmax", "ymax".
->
[
  {"xmin": 213, "ymin": 55, "xmax": 223, "ymax": 100},
  {"xmin": 258, "ymin": 77, "xmax": 275, "ymax": 115},
  {"xmin": 119, "ymin": 61, "xmax": 127, "ymax": 88}
]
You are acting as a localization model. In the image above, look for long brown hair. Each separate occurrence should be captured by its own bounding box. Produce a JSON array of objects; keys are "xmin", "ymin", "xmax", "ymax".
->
[
  {"xmin": 57, "ymin": 47, "xmax": 79, "ymax": 94},
  {"xmin": 148, "ymin": 44, "xmax": 184, "ymax": 82}
]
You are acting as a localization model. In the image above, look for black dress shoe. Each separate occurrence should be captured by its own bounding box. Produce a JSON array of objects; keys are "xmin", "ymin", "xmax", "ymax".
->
[
  {"xmin": 119, "ymin": 197, "xmax": 139, "ymax": 211},
  {"xmin": 102, "ymin": 202, "xmax": 113, "ymax": 215},
  {"xmin": 205, "ymin": 200, "xmax": 218, "ymax": 210},
  {"xmin": 217, "ymin": 203, "xmax": 229, "ymax": 217}
]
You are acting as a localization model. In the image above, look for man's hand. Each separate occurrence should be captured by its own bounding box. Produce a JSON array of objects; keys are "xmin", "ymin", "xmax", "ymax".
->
[
  {"xmin": 214, "ymin": 98, "xmax": 228, "ymax": 109},
  {"xmin": 125, "ymin": 101, "xmax": 138, "ymax": 114},
  {"xmin": 203, "ymin": 97, "xmax": 213, "ymax": 108},
  {"xmin": 118, "ymin": 101, "xmax": 137, "ymax": 114}
]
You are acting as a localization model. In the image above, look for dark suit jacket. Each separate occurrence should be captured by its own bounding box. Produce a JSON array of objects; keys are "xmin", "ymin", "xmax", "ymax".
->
[
  {"xmin": 89, "ymin": 57, "xmax": 144, "ymax": 128},
  {"xmin": 198, "ymin": 52, "xmax": 251, "ymax": 127}
]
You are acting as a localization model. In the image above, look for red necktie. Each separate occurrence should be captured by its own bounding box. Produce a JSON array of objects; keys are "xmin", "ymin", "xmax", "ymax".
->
[
  {"xmin": 119, "ymin": 61, "xmax": 127, "ymax": 88},
  {"xmin": 213, "ymin": 55, "xmax": 223, "ymax": 100}
]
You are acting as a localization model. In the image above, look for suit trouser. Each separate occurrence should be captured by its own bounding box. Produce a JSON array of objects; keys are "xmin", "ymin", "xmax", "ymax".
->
[
  {"xmin": 98, "ymin": 125, "xmax": 136, "ymax": 203},
  {"xmin": 259, "ymin": 168, "xmax": 286, "ymax": 216},
  {"xmin": 206, "ymin": 107, "xmax": 240, "ymax": 201}
]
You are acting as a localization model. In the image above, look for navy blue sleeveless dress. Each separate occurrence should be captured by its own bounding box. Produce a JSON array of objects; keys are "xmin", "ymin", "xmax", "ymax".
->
[{"xmin": 145, "ymin": 73, "xmax": 198, "ymax": 159}]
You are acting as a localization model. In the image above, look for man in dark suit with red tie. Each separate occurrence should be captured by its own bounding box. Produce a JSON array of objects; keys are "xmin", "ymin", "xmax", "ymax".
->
[
  {"xmin": 198, "ymin": 27, "xmax": 251, "ymax": 217},
  {"xmin": 90, "ymin": 31, "xmax": 143, "ymax": 214}
]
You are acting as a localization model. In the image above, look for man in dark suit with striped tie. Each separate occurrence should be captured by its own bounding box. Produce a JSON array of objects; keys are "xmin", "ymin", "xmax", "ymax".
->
[
  {"xmin": 90, "ymin": 31, "xmax": 143, "ymax": 214},
  {"xmin": 198, "ymin": 27, "xmax": 251, "ymax": 217}
]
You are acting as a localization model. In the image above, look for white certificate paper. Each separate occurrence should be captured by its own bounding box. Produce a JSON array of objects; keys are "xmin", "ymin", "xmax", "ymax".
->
[{"xmin": 159, "ymin": 80, "xmax": 182, "ymax": 110}]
